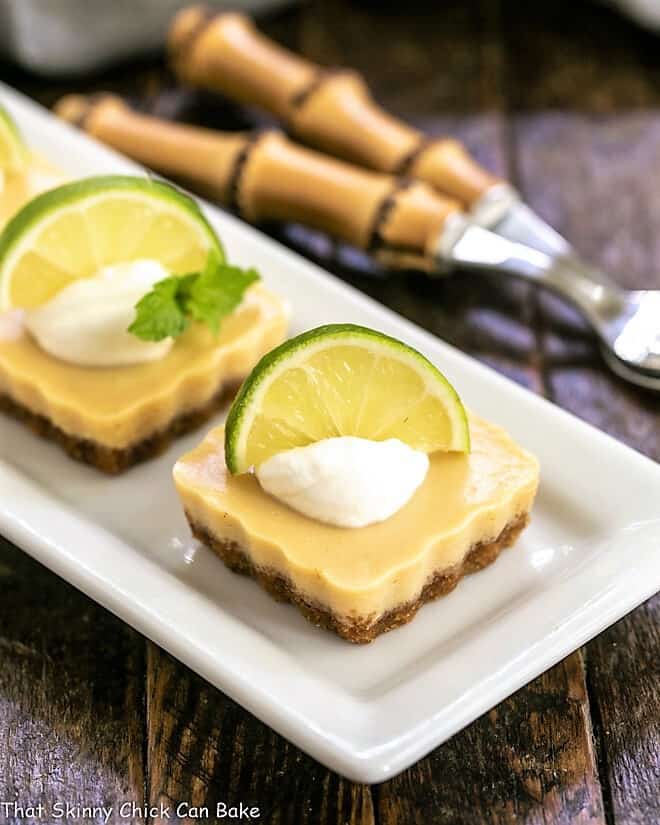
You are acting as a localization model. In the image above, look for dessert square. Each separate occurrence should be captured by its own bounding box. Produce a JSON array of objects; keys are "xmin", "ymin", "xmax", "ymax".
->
[
  {"xmin": 174, "ymin": 414, "xmax": 539, "ymax": 642},
  {"xmin": 0, "ymin": 286, "xmax": 287, "ymax": 473}
]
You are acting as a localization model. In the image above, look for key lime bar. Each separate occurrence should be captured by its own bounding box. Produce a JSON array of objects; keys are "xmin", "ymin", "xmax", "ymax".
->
[
  {"xmin": 174, "ymin": 325, "xmax": 539, "ymax": 642},
  {"xmin": 0, "ymin": 101, "xmax": 64, "ymax": 229},
  {"xmin": 0, "ymin": 176, "xmax": 288, "ymax": 472}
]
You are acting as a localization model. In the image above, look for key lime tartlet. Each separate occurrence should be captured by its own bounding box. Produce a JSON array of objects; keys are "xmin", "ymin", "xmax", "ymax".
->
[
  {"xmin": 0, "ymin": 175, "xmax": 288, "ymax": 472},
  {"xmin": 0, "ymin": 102, "xmax": 64, "ymax": 230},
  {"xmin": 174, "ymin": 325, "xmax": 539, "ymax": 642}
]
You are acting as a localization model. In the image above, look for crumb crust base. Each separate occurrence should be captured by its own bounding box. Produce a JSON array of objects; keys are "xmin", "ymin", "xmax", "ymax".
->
[
  {"xmin": 0, "ymin": 381, "xmax": 240, "ymax": 474},
  {"xmin": 187, "ymin": 512, "xmax": 530, "ymax": 643}
]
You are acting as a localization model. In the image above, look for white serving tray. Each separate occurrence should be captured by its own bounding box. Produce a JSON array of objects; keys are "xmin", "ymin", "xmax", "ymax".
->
[{"xmin": 1, "ymin": 83, "xmax": 659, "ymax": 783}]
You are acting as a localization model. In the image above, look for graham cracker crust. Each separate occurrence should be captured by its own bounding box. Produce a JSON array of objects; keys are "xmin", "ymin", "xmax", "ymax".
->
[
  {"xmin": 188, "ymin": 512, "xmax": 530, "ymax": 643},
  {"xmin": 0, "ymin": 380, "xmax": 241, "ymax": 474}
]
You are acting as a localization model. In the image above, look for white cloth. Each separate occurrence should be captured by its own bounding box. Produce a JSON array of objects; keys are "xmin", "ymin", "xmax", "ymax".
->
[{"xmin": 0, "ymin": 0, "xmax": 295, "ymax": 75}]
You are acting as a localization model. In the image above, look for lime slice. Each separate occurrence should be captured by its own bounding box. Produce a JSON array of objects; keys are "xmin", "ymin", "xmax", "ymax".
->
[
  {"xmin": 225, "ymin": 323, "xmax": 470, "ymax": 473},
  {"xmin": 0, "ymin": 175, "xmax": 223, "ymax": 310},
  {"xmin": 0, "ymin": 102, "xmax": 27, "ymax": 175}
]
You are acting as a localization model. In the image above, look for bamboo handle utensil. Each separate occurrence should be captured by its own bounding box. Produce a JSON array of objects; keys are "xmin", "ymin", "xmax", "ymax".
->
[
  {"xmin": 167, "ymin": 6, "xmax": 498, "ymax": 207},
  {"xmin": 55, "ymin": 93, "xmax": 660, "ymax": 390},
  {"xmin": 55, "ymin": 94, "xmax": 461, "ymax": 268}
]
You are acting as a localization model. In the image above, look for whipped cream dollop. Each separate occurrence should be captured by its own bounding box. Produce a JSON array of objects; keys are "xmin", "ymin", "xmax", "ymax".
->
[
  {"xmin": 256, "ymin": 437, "xmax": 429, "ymax": 528},
  {"xmin": 25, "ymin": 259, "xmax": 173, "ymax": 367}
]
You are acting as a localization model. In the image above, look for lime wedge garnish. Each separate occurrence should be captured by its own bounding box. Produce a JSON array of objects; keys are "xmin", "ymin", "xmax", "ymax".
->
[
  {"xmin": 0, "ymin": 175, "xmax": 223, "ymax": 310},
  {"xmin": 225, "ymin": 323, "xmax": 470, "ymax": 473}
]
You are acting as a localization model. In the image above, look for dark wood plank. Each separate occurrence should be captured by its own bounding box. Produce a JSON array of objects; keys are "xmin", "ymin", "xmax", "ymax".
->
[
  {"xmin": 376, "ymin": 653, "xmax": 604, "ymax": 825},
  {"xmin": 0, "ymin": 537, "xmax": 145, "ymax": 824},
  {"xmin": 146, "ymin": 645, "xmax": 374, "ymax": 825},
  {"xmin": 505, "ymin": 6, "xmax": 660, "ymax": 817},
  {"xmin": 502, "ymin": 0, "xmax": 660, "ymax": 111},
  {"xmin": 510, "ymin": 114, "xmax": 660, "ymax": 822},
  {"xmin": 587, "ymin": 597, "xmax": 660, "ymax": 825},
  {"xmin": 297, "ymin": 0, "xmax": 506, "ymax": 113}
]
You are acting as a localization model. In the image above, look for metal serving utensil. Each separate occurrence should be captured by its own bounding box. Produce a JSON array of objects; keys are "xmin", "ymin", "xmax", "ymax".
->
[{"xmin": 439, "ymin": 209, "xmax": 660, "ymax": 390}]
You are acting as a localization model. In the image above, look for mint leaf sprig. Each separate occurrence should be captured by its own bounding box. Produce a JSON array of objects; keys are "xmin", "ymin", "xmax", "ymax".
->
[{"xmin": 128, "ymin": 249, "xmax": 259, "ymax": 342}]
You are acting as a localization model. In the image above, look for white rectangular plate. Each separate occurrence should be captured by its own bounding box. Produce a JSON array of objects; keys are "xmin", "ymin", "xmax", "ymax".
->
[{"xmin": 1, "ymin": 84, "xmax": 659, "ymax": 784}]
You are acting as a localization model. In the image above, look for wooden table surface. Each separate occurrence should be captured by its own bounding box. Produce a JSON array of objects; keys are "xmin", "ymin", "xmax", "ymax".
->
[{"xmin": 1, "ymin": 1, "xmax": 659, "ymax": 823}]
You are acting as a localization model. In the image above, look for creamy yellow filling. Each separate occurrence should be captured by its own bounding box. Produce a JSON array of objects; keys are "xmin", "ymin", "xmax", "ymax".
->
[
  {"xmin": 0, "ymin": 286, "xmax": 288, "ymax": 447},
  {"xmin": 174, "ymin": 415, "xmax": 540, "ymax": 619},
  {"xmin": 0, "ymin": 155, "xmax": 289, "ymax": 448}
]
